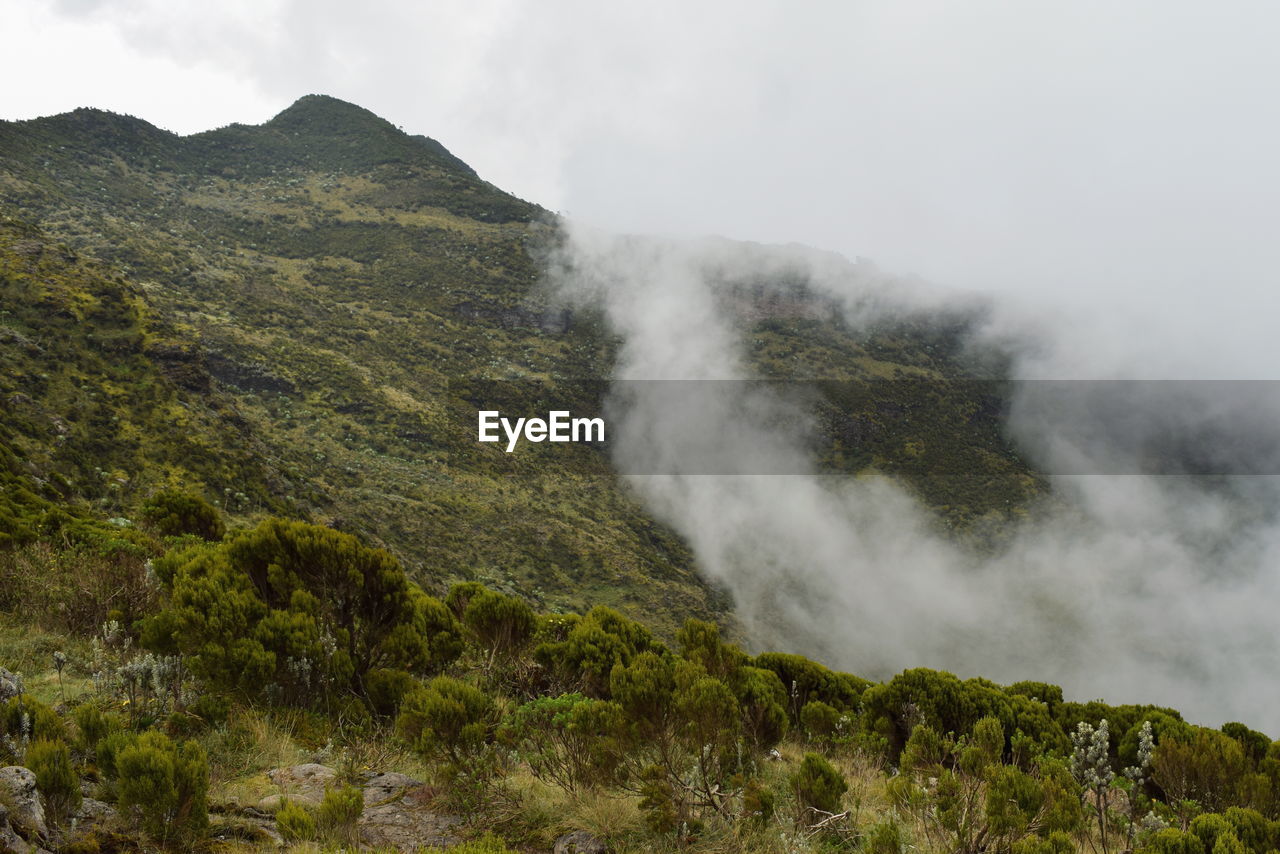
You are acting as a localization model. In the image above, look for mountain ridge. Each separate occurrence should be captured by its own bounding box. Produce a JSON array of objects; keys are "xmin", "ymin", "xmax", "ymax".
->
[{"xmin": 0, "ymin": 94, "xmax": 1041, "ymax": 636}]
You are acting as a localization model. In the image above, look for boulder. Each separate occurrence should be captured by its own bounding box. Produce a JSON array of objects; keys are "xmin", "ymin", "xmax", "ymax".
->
[
  {"xmin": 0, "ymin": 669, "xmax": 22, "ymax": 703},
  {"xmin": 555, "ymin": 830, "xmax": 608, "ymax": 854},
  {"xmin": 73, "ymin": 798, "xmax": 117, "ymax": 826},
  {"xmin": 0, "ymin": 767, "xmax": 46, "ymax": 840},
  {"xmin": 362, "ymin": 772, "xmax": 423, "ymax": 805},
  {"xmin": 266, "ymin": 763, "xmax": 336, "ymax": 804},
  {"xmin": 358, "ymin": 785, "xmax": 462, "ymax": 851}
]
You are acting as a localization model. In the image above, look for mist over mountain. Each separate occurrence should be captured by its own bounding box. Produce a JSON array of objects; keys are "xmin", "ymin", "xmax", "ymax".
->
[{"xmin": 2, "ymin": 95, "xmax": 1277, "ymax": 734}]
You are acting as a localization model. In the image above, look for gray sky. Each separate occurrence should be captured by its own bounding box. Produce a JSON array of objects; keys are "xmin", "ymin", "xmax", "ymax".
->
[{"xmin": 5, "ymin": 0, "xmax": 1280, "ymax": 371}]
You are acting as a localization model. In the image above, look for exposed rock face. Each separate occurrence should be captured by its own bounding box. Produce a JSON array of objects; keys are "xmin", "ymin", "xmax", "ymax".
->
[
  {"xmin": 265, "ymin": 763, "xmax": 337, "ymax": 806},
  {"xmin": 0, "ymin": 766, "xmax": 46, "ymax": 841},
  {"xmin": 0, "ymin": 669, "xmax": 22, "ymax": 703},
  {"xmin": 261, "ymin": 764, "xmax": 462, "ymax": 852},
  {"xmin": 554, "ymin": 830, "xmax": 608, "ymax": 854},
  {"xmin": 361, "ymin": 772, "xmax": 422, "ymax": 805}
]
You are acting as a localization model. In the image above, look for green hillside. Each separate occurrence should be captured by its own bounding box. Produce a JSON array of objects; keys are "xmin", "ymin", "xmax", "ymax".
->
[{"xmin": 0, "ymin": 94, "xmax": 1040, "ymax": 632}]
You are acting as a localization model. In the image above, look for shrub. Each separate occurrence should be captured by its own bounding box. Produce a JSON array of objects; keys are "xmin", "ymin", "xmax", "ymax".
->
[
  {"xmin": 397, "ymin": 676, "xmax": 497, "ymax": 768},
  {"xmin": 366, "ymin": 668, "xmax": 418, "ymax": 717},
  {"xmin": 453, "ymin": 585, "xmax": 535, "ymax": 670},
  {"xmin": 792, "ymin": 752, "xmax": 847, "ymax": 816},
  {"xmin": 800, "ymin": 700, "xmax": 841, "ymax": 742},
  {"xmin": 112, "ymin": 731, "xmax": 208, "ymax": 844},
  {"xmin": 534, "ymin": 606, "xmax": 660, "ymax": 697},
  {"xmin": 275, "ymin": 798, "xmax": 317, "ymax": 841},
  {"xmin": 73, "ymin": 704, "xmax": 114, "ymax": 758},
  {"xmin": 139, "ymin": 490, "xmax": 225, "ymax": 541},
  {"xmin": 317, "ymin": 784, "xmax": 363, "ymax": 844},
  {"xmin": 141, "ymin": 518, "xmax": 430, "ymax": 706},
  {"xmin": 864, "ymin": 818, "xmax": 904, "ymax": 854},
  {"xmin": 25, "ymin": 738, "xmax": 81, "ymax": 826},
  {"xmin": 736, "ymin": 666, "xmax": 789, "ymax": 751},
  {"xmin": 504, "ymin": 693, "xmax": 623, "ymax": 793},
  {"xmin": 1144, "ymin": 828, "xmax": 1207, "ymax": 854}
]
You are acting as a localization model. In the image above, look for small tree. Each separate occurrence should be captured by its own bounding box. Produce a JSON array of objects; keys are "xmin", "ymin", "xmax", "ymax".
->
[
  {"xmin": 25, "ymin": 738, "xmax": 81, "ymax": 826},
  {"xmin": 1072, "ymin": 718, "xmax": 1115, "ymax": 853},
  {"xmin": 397, "ymin": 676, "xmax": 498, "ymax": 769},
  {"xmin": 793, "ymin": 751, "xmax": 847, "ymax": 817}
]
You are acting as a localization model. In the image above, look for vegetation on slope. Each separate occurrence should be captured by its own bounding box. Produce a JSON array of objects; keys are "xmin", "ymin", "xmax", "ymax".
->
[
  {"xmin": 0, "ymin": 95, "xmax": 1047, "ymax": 638},
  {"xmin": 1, "ymin": 517, "xmax": 1278, "ymax": 853}
]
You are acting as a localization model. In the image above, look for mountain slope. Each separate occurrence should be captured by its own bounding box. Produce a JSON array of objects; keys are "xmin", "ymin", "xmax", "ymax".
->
[{"xmin": 0, "ymin": 95, "xmax": 1041, "ymax": 634}]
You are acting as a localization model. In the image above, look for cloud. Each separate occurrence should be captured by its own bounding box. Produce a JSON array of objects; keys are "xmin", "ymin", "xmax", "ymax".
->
[{"xmin": 548, "ymin": 223, "xmax": 1280, "ymax": 731}]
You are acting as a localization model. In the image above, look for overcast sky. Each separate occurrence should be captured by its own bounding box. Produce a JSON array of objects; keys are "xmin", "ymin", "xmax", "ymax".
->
[{"xmin": 6, "ymin": 0, "xmax": 1280, "ymax": 377}]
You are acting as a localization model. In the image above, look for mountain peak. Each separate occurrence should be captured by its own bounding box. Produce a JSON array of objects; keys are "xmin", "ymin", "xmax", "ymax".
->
[{"xmin": 266, "ymin": 94, "xmax": 394, "ymax": 135}]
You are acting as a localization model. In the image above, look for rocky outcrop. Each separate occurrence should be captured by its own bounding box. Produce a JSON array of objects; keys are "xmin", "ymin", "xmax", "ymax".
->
[
  {"xmin": 554, "ymin": 830, "xmax": 608, "ymax": 853},
  {"xmin": 265, "ymin": 763, "xmax": 337, "ymax": 807},
  {"xmin": 259, "ymin": 764, "xmax": 462, "ymax": 851},
  {"xmin": 0, "ymin": 767, "xmax": 46, "ymax": 841},
  {"xmin": 0, "ymin": 670, "xmax": 22, "ymax": 703}
]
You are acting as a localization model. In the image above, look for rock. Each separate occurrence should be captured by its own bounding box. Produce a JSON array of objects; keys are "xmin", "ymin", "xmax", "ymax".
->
[
  {"xmin": 358, "ymin": 785, "xmax": 462, "ymax": 851},
  {"xmin": 74, "ymin": 797, "xmax": 117, "ymax": 825},
  {"xmin": 362, "ymin": 772, "xmax": 423, "ymax": 805},
  {"xmin": 555, "ymin": 830, "xmax": 608, "ymax": 854},
  {"xmin": 0, "ymin": 767, "xmax": 46, "ymax": 840},
  {"xmin": 0, "ymin": 802, "xmax": 31, "ymax": 854},
  {"xmin": 266, "ymin": 763, "xmax": 336, "ymax": 804},
  {"xmin": 0, "ymin": 669, "xmax": 22, "ymax": 703}
]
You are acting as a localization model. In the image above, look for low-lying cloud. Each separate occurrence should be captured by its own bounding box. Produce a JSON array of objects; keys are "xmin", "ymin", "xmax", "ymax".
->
[{"xmin": 548, "ymin": 224, "xmax": 1280, "ymax": 732}]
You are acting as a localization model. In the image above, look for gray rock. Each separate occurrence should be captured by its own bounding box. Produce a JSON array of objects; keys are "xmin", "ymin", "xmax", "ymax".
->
[
  {"xmin": 0, "ymin": 669, "xmax": 22, "ymax": 703},
  {"xmin": 266, "ymin": 763, "xmax": 336, "ymax": 803},
  {"xmin": 0, "ymin": 767, "xmax": 46, "ymax": 841},
  {"xmin": 358, "ymin": 785, "xmax": 462, "ymax": 852},
  {"xmin": 555, "ymin": 830, "xmax": 608, "ymax": 854},
  {"xmin": 74, "ymin": 797, "xmax": 117, "ymax": 825},
  {"xmin": 0, "ymin": 802, "xmax": 30, "ymax": 854},
  {"xmin": 362, "ymin": 772, "xmax": 423, "ymax": 805}
]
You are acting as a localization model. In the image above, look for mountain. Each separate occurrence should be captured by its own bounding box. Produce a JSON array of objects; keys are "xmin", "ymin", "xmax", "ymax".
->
[{"xmin": 0, "ymin": 95, "xmax": 1041, "ymax": 634}]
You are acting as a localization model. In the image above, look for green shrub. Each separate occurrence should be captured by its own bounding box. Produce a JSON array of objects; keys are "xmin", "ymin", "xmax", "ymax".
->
[
  {"xmin": 25, "ymin": 738, "xmax": 81, "ymax": 826},
  {"xmin": 864, "ymin": 817, "xmax": 904, "ymax": 854},
  {"xmin": 141, "ymin": 518, "xmax": 430, "ymax": 706},
  {"xmin": 800, "ymin": 700, "xmax": 841, "ymax": 742},
  {"xmin": 1143, "ymin": 828, "xmax": 1207, "ymax": 854},
  {"xmin": 317, "ymin": 784, "xmax": 364, "ymax": 844},
  {"xmin": 275, "ymin": 798, "xmax": 317, "ymax": 841},
  {"xmin": 366, "ymin": 668, "xmax": 418, "ymax": 717},
  {"xmin": 139, "ymin": 490, "xmax": 224, "ymax": 540},
  {"xmin": 397, "ymin": 676, "xmax": 497, "ymax": 768},
  {"xmin": 792, "ymin": 752, "xmax": 847, "ymax": 816},
  {"xmin": 504, "ymin": 693, "xmax": 623, "ymax": 793},
  {"xmin": 112, "ymin": 731, "xmax": 208, "ymax": 844},
  {"xmin": 73, "ymin": 704, "xmax": 115, "ymax": 758}
]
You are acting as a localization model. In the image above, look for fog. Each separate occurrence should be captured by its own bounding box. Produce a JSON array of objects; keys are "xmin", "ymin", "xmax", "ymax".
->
[{"xmin": 548, "ymin": 226, "xmax": 1280, "ymax": 731}]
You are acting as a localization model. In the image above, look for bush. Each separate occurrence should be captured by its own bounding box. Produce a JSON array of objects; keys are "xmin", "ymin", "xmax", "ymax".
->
[
  {"xmin": 792, "ymin": 752, "xmax": 847, "ymax": 816},
  {"xmin": 800, "ymin": 700, "xmax": 841, "ymax": 742},
  {"xmin": 73, "ymin": 704, "xmax": 115, "ymax": 758},
  {"xmin": 25, "ymin": 738, "xmax": 81, "ymax": 826},
  {"xmin": 504, "ymin": 693, "xmax": 623, "ymax": 793},
  {"xmin": 397, "ymin": 676, "xmax": 497, "ymax": 768},
  {"xmin": 275, "ymin": 798, "xmax": 317, "ymax": 841},
  {"xmin": 366, "ymin": 668, "xmax": 418, "ymax": 717},
  {"xmin": 317, "ymin": 784, "xmax": 363, "ymax": 844},
  {"xmin": 1143, "ymin": 828, "xmax": 1207, "ymax": 854},
  {"xmin": 112, "ymin": 731, "xmax": 208, "ymax": 844},
  {"xmin": 139, "ymin": 490, "xmax": 224, "ymax": 541},
  {"xmin": 141, "ymin": 518, "xmax": 431, "ymax": 706},
  {"xmin": 864, "ymin": 818, "xmax": 904, "ymax": 854}
]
